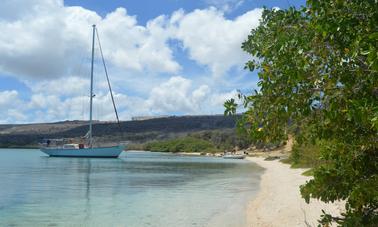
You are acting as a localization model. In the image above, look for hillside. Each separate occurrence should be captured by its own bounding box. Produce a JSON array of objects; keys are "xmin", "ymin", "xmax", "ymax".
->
[{"xmin": 0, "ymin": 115, "xmax": 237, "ymax": 148}]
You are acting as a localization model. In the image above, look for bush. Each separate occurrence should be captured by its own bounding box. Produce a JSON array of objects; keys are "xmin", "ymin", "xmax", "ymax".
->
[
  {"xmin": 145, "ymin": 137, "xmax": 221, "ymax": 153},
  {"xmin": 288, "ymin": 141, "xmax": 324, "ymax": 168}
]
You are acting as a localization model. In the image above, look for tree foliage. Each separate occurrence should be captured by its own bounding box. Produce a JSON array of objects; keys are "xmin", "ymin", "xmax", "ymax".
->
[
  {"xmin": 226, "ymin": 0, "xmax": 378, "ymax": 225},
  {"xmin": 145, "ymin": 137, "xmax": 219, "ymax": 153}
]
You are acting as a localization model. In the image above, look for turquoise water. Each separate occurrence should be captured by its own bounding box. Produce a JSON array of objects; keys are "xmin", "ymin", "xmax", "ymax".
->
[{"xmin": 0, "ymin": 149, "xmax": 263, "ymax": 227}]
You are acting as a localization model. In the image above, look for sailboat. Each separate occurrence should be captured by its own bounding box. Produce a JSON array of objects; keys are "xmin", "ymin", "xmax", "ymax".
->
[{"xmin": 40, "ymin": 25, "xmax": 124, "ymax": 158}]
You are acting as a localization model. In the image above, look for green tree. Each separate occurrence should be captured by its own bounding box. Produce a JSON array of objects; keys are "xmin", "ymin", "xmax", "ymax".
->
[{"xmin": 226, "ymin": 1, "xmax": 377, "ymax": 225}]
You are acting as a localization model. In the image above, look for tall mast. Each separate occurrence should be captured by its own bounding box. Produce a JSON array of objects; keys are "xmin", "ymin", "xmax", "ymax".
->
[
  {"xmin": 95, "ymin": 28, "xmax": 122, "ymax": 132},
  {"xmin": 88, "ymin": 24, "xmax": 96, "ymax": 148}
]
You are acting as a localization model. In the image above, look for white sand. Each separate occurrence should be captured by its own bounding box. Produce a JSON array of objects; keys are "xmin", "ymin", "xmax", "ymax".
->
[{"xmin": 246, "ymin": 157, "xmax": 344, "ymax": 227}]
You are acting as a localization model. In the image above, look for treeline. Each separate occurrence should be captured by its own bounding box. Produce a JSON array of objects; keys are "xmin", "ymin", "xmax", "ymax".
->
[
  {"xmin": 145, "ymin": 137, "xmax": 219, "ymax": 153},
  {"xmin": 129, "ymin": 129, "xmax": 251, "ymax": 153}
]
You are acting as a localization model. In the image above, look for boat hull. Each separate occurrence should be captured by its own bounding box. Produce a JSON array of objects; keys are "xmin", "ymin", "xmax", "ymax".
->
[
  {"xmin": 223, "ymin": 154, "xmax": 246, "ymax": 159},
  {"xmin": 40, "ymin": 146, "xmax": 124, "ymax": 158}
]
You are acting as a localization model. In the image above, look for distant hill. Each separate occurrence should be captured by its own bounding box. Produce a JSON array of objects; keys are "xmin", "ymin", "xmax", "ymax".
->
[{"xmin": 0, "ymin": 115, "xmax": 237, "ymax": 148}]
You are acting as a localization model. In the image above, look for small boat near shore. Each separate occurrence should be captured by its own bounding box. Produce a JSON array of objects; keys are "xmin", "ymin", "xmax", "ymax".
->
[{"xmin": 223, "ymin": 152, "xmax": 247, "ymax": 159}]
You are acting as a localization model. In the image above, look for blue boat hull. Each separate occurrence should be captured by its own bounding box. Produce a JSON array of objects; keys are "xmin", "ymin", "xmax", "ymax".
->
[{"xmin": 40, "ymin": 146, "xmax": 124, "ymax": 158}]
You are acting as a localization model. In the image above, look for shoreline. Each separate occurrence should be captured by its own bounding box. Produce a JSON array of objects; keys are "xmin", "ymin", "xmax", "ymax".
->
[{"xmin": 246, "ymin": 157, "xmax": 344, "ymax": 227}]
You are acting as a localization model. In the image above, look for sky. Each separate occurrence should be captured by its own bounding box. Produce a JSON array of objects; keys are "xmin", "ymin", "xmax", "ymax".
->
[{"xmin": 0, "ymin": 0, "xmax": 305, "ymax": 123}]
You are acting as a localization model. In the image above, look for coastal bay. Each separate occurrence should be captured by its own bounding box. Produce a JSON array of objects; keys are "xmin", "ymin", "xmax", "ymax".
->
[{"xmin": 0, "ymin": 149, "xmax": 263, "ymax": 227}]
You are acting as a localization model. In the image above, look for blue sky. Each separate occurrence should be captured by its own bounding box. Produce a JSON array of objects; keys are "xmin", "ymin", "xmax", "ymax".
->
[
  {"xmin": 0, "ymin": 0, "xmax": 305, "ymax": 123},
  {"xmin": 64, "ymin": 0, "xmax": 304, "ymax": 24}
]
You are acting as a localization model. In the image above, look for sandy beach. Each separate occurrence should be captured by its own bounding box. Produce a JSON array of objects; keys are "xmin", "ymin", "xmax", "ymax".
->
[{"xmin": 246, "ymin": 157, "xmax": 344, "ymax": 227}]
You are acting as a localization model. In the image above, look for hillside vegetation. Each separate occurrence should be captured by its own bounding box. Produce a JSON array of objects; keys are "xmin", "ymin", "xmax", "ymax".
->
[
  {"xmin": 139, "ymin": 129, "xmax": 251, "ymax": 153},
  {"xmin": 0, "ymin": 115, "xmax": 237, "ymax": 148},
  {"xmin": 145, "ymin": 137, "xmax": 219, "ymax": 153}
]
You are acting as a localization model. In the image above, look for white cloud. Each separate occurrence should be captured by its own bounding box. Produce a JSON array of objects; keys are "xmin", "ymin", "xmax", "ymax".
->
[
  {"xmin": 0, "ymin": 1, "xmax": 264, "ymax": 123},
  {"xmin": 0, "ymin": 0, "xmax": 71, "ymax": 79},
  {"xmin": 0, "ymin": 77, "xmax": 240, "ymax": 123},
  {"xmin": 0, "ymin": 90, "xmax": 27, "ymax": 123},
  {"xmin": 0, "ymin": 0, "xmax": 61, "ymax": 22},
  {"xmin": 28, "ymin": 76, "xmax": 89, "ymax": 97},
  {"xmin": 192, "ymin": 85, "xmax": 211, "ymax": 109},
  {"xmin": 145, "ymin": 76, "xmax": 236, "ymax": 115},
  {"xmin": 205, "ymin": 0, "xmax": 245, "ymax": 13},
  {"xmin": 0, "ymin": 90, "xmax": 20, "ymax": 108},
  {"xmin": 210, "ymin": 89, "xmax": 238, "ymax": 107},
  {"xmin": 98, "ymin": 8, "xmax": 180, "ymax": 73},
  {"xmin": 146, "ymin": 76, "xmax": 196, "ymax": 113},
  {"xmin": 27, "ymin": 93, "xmax": 90, "ymax": 122},
  {"xmin": 0, "ymin": 2, "xmax": 261, "ymax": 80},
  {"xmin": 6, "ymin": 109, "xmax": 28, "ymax": 122},
  {"xmin": 144, "ymin": 76, "xmax": 227, "ymax": 115},
  {"xmin": 171, "ymin": 7, "xmax": 262, "ymax": 78},
  {"xmin": 24, "ymin": 91, "xmax": 149, "ymax": 122},
  {"xmin": 0, "ymin": 1, "xmax": 180, "ymax": 81}
]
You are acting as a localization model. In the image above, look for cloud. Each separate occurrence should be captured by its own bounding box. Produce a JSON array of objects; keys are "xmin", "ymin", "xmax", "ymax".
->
[
  {"xmin": 0, "ymin": 1, "xmax": 264, "ymax": 123},
  {"xmin": 0, "ymin": 76, "xmax": 240, "ymax": 123},
  {"xmin": 25, "ymin": 91, "xmax": 150, "ymax": 123},
  {"xmin": 171, "ymin": 7, "xmax": 262, "ymax": 78},
  {"xmin": 0, "ymin": 0, "xmax": 61, "ymax": 22},
  {"xmin": 146, "ymin": 76, "xmax": 201, "ymax": 114},
  {"xmin": 98, "ymin": 8, "xmax": 181, "ymax": 73},
  {"xmin": 0, "ymin": 90, "xmax": 27, "ymax": 123},
  {"xmin": 0, "ymin": 1, "xmax": 180, "ymax": 81},
  {"xmin": 145, "ymin": 76, "xmax": 237, "ymax": 115},
  {"xmin": 27, "ymin": 93, "xmax": 103, "ymax": 122},
  {"xmin": 210, "ymin": 89, "xmax": 238, "ymax": 107},
  {"xmin": 0, "ymin": 0, "xmax": 73, "ymax": 79},
  {"xmin": 205, "ymin": 0, "xmax": 245, "ymax": 13},
  {"xmin": 0, "ymin": 90, "xmax": 21, "ymax": 110},
  {"xmin": 0, "ymin": 2, "xmax": 261, "ymax": 81},
  {"xmin": 28, "ymin": 76, "xmax": 89, "ymax": 97}
]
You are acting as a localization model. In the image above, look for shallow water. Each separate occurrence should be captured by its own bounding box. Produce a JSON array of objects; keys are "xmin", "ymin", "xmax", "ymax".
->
[{"xmin": 0, "ymin": 149, "xmax": 263, "ymax": 227}]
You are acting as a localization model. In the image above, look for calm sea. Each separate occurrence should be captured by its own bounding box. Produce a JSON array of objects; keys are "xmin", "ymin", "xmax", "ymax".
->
[{"xmin": 0, "ymin": 149, "xmax": 263, "ymax": 227}]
